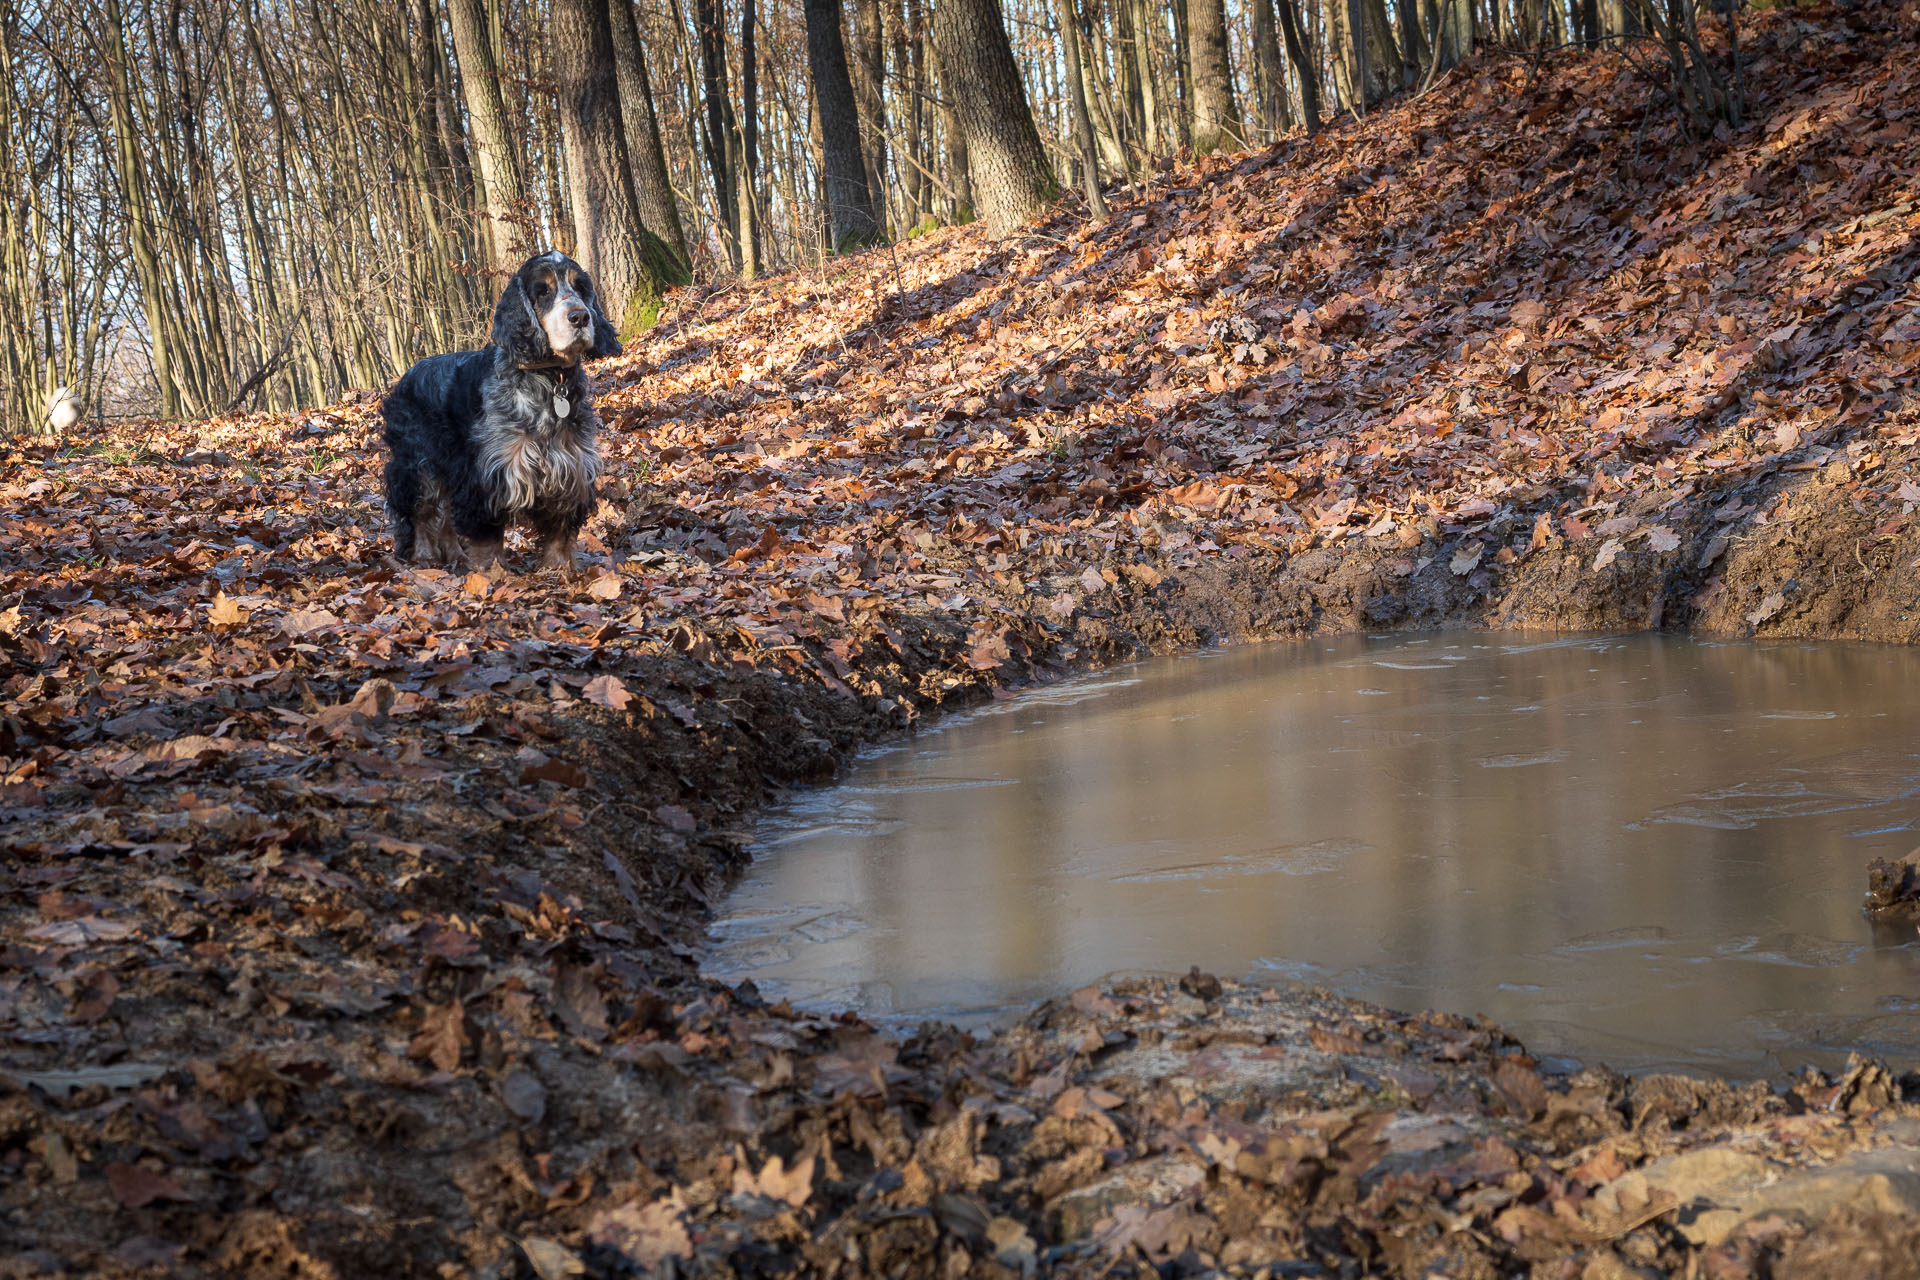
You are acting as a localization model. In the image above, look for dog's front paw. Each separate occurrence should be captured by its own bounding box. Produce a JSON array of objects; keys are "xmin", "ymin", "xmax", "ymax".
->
[{"xmin": 535, "ymin": 532, "xmax": 577, "ymax": 575}]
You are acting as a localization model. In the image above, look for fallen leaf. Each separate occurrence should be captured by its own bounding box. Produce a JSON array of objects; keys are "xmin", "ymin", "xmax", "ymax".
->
[
  {"xmin": 280, "ymin": 607, "xmax": 343, "ymax": 636},
  {"xmin": 25, "ymin": 917, "xmax": 138, "ymax": 944},
  {"xmin": 1, "ymin": 1064, "xmax": 165, "ymax": 1099},
  {"xmin": 587, "ymin": 1195, "xmax": 693, "ymax": 1269},
  {"xmin": 733, "ymin": 1152, "xmax": 815, "ymax": 1207},
  {"xmin": 519, "ymin": 1238, "xmax": 584, "ymax": 1280},
  {"xmin": 518, "ymin": 748, "xmax": 589, "ymax": 788},
  {"xmin": 1748, "ymin": 592, "xmax": 1787, "ymax": 625},
  {"xmin": 104, "ymin": 1162, "xmax": 192, "ymax": 1209},
  {"xmin": 582, "ymin": 674, "xmax": 634, "ymax": 711},
  {"xmin": 653, "ymin": 803, "xmax": 695, "ymax": 832},
  {"xmin": 208, "ymin": 592, "xmax": 249, "ymax": 626},
  {"xmin": 408, "ymin": 1000, "xmax": 470, "ymax": 1073},
  {"xmin": 1491, "ymin": 1057, "xmax": 1550, "ymax": 1119}
]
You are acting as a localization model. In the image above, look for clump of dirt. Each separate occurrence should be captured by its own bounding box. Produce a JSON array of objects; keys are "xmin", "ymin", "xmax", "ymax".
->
[{"xmin": 1865, "ymin": 855, "xmax": 1920, "ymax": 920}]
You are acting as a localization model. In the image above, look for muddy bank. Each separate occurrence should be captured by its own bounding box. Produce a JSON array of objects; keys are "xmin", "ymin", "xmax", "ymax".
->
[
  {"xmin": 6, "ymin": 426, "xmax": 1920, "ymax": 1279},
  {"xmin": 10, "ymin": 0, "xmax": 1920, "ymax": 1271}
]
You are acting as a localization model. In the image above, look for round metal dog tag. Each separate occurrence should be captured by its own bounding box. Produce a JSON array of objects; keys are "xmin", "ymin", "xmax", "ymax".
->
[{"xmin": 553, "ymin": 394, "xmax": 571, "ymax": 418}]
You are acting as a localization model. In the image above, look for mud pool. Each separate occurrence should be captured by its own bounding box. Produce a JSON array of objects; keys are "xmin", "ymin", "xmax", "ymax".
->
[{"xmin": 707, "ymin": 634, "xmax": 1920, "ymax": 1078}]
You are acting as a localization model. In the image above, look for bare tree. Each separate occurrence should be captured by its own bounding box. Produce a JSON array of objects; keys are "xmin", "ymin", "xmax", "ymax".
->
[
  {"xmin": 932, "ymin": 0, "xmax": 1056, "ymax": 237},
  {"xmin": 609, "ymin": 0, "xmax": 691, "ymax": 266},
  {"xmin": 1276, "ymin": 0, "xmax": 1323, "ymax": 133},
  {"xmin": 802, "ymin": 0, "xmax": 881, "ymax": 248},
  {"xmin": 852, "ymin": 0, "xmax": 889, "ymax": 224},
  {"xmin": 1185, "ymin": 0, "xmax": 1245, "ymax": 153},
  {"xmin": 551, "ymin": 0, "xmax": 679, "ymax": 332},
  {"xmin": 1054, "ymin": 0, "xmax": 1108, "ymax": 218},
  {"xmin": 1249, "ymin": 0, "xmax": 1295, "ymax": 142},
  {"xmin": 448, "ymin": 0, "xmax": 533, "ymax": 271}
]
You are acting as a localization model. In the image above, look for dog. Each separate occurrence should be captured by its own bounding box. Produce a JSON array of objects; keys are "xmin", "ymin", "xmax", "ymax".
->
[
  {"xmin": 45, "ymin": 386, "xmax": 80, "ymax": 435},
  {"xmin": 381, "ymin": 251, "xmax": 622, "ymax": 571}
]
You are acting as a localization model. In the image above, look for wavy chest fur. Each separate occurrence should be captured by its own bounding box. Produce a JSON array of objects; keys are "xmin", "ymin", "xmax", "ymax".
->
[{"xmin": 474, "ymin": 366, "xmax": 599, "ymax": 516}]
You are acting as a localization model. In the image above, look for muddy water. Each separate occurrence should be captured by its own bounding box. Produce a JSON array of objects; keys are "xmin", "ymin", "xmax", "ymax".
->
[{"xmin": 707, "ymin": 634, "xmax": 1920, "ymax": 1077}]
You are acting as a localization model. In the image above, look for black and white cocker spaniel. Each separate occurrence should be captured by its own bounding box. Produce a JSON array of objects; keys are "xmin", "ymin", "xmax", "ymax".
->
[{"xmin": 381, "ymin": 251, "xmax": 622, "ymax": 571}]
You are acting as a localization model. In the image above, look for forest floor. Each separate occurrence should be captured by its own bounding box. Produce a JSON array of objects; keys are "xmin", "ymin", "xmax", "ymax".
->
[{"xmin": 9, "ymin": 2, "xmax": 1920, "ymax": 1276}]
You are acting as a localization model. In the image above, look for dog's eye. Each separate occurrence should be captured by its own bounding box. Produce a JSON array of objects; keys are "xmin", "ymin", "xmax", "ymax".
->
[
  {"xmin": 575, "ymin": 276, "xmax": 592, "ymax": 297},
  {"xmin": 532, "ymin": 280, "xmax": 552, "ymax": 299}
]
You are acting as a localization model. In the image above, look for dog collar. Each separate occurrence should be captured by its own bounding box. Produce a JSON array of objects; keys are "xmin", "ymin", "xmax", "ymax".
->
[{"xmin": 528, "ymin": 366, "xmax": 573, "ymax": 419}]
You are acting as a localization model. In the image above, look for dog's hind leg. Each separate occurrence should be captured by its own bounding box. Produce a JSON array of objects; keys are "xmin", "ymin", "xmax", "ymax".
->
[
  {"xmin": 384, "ymin": 455, "xmax": 420, "ymax": 561},
  {"xmin": 413, "ymin": 476, "xmax": 464, "ymax": 565}
]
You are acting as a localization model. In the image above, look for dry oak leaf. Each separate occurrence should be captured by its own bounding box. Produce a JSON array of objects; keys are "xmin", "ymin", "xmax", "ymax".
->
[
  {"xmin": 280, "ymin": 607, "xmax": 344, "ymax": 636},
  {"xmin": 105, "ymin": 1162, "xmax": 193, "ymax": 1209},
  {"xmin": 587, "ymin": 1193, "xmax": 693, "ymax": 1269},
  {"xmin": 733, "ymin": 1152, "xmax": 816, "ymax": 1207},
  {"xmin": 26, "ymin": 917, "xmax": 139, "ymax": 944},
  {"xmin": 1748, "ymin": 592, "xmax": 1787, "ymax": 626},
  {"xmin": 586, "ymin": 572, "xmax": 623, "ymax": 601},
  {"xmin": 518, "ymin": 748, "xmax": 589, "ymax": 788},
  {"xmin": 988, "ymin": 1216, "xmax": 1039, "ymax": 1275},
  {"xmin": 1491, "ymin": 1057, "xmax": 1550, "ymax": 1119},
  {"xmin": 207, "ymin": 592, "xmax": 249, "ymax": 626},
  {"xmin": 1091, "ymin": 1202, "xmax": 1205, "ymax": 1260},
  {"xmin": 653, "ymin": 803, "xmax": 695, "ymax": 832},
  {"xmin": 408, "ymin": 1000, "xmax": 471, "ymax": 1073},
  {"xmin": 582, "ymin": 674, "xmax": 634, "ymax": 711},
  {"xmin": 518, "ymin": 1238, "xmax": 584, "ymax": 1280}
]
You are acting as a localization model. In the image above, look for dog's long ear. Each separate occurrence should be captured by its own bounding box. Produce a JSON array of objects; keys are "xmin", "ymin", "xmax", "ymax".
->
[
  {"xmin": 490, "ymin": 273, "xmax": 548, "ymax": 364},
  {"xmin": 587, "ymin": 294, "xmax": 623, "ymax": 361}
]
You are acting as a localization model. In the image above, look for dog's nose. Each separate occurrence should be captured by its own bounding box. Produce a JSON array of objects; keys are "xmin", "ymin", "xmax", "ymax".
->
[{"xmin": 566, "ymin": 307, "xmax": 589, "ymax": 329}]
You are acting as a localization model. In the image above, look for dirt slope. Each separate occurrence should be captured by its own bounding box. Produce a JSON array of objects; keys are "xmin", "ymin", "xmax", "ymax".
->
[{"xmin": 5, "ymin": 3, "xmax": 1920, "ymax": 1277}]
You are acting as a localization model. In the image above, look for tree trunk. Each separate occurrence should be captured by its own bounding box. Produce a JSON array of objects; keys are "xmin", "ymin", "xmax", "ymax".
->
[
  {"xmin": 1184, "ymin": 0, "xmax": 1244, "ymax": 154},
  {"xmin": 1250, "ymin": 0, "xmax": 1293, "ymax": 141},
  {"xmin": 1275, "ymin": 0, "xmax": 1322, "ymax": 133},
  {"xmin": 1169, "ymin": 0, "xmax": 1192, "ymax": 148},
  {"xmin": 738, "ymin": 0, "xmax": 762, "ymax": 275},
  {"xmin": 447, "ymin": 0, "xmax": 530, "ymax": 271},
  {"xmin": 931, "ymin": 0, "xmax": 1056, "ymax": 237},
  {"xmin": 899, "ymin": 0, "xmax": 929, "ymax": 223},
  {"xmin": 1394, "ymin": 0, "xmax": 1431, "ymax": 76},
  {"xmin": 1053, "ymin": 0, "xmax": 1108, "ymax": 218},
  {"xmin": 694, "ymin": 0, "xmax": 739, "ymax": 269},
  {"xmin": 608, "ymin": 0, "xmax": 691, "ymax": 265},
  {"xmin": 1113, "ymin": 0, "xmax": 1144, "ymax": 157},
  {"xmin": 550, "ymin": 0, "xmax": 678, "ymax": 334},
  {"xmin": 1363, "ymin": 0, "xmax": 1404, "ymax": 91},
  {"xmin": 1075, "ymin": 9, "xmax": 1131, "ymax": 172},
  {"xmin": 802, "ymin": 0, "xmax": 881, "ymax": 248},
  {"xmin": 938, "ymin": 46, "xmax": 973, "ymax": 222},
  {"xmin": 852, "ymin": 0, "xmax": 890, "ymax": 226},
  {"xmin": 1329, "ymin": 0, "xmax": 1382, "ymax": 110}
]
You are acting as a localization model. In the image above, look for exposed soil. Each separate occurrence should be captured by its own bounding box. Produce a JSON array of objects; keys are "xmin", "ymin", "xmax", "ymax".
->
[{"xmin": 9, "ymin": 2, "xmax": 1920, "ymax": 1276}]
